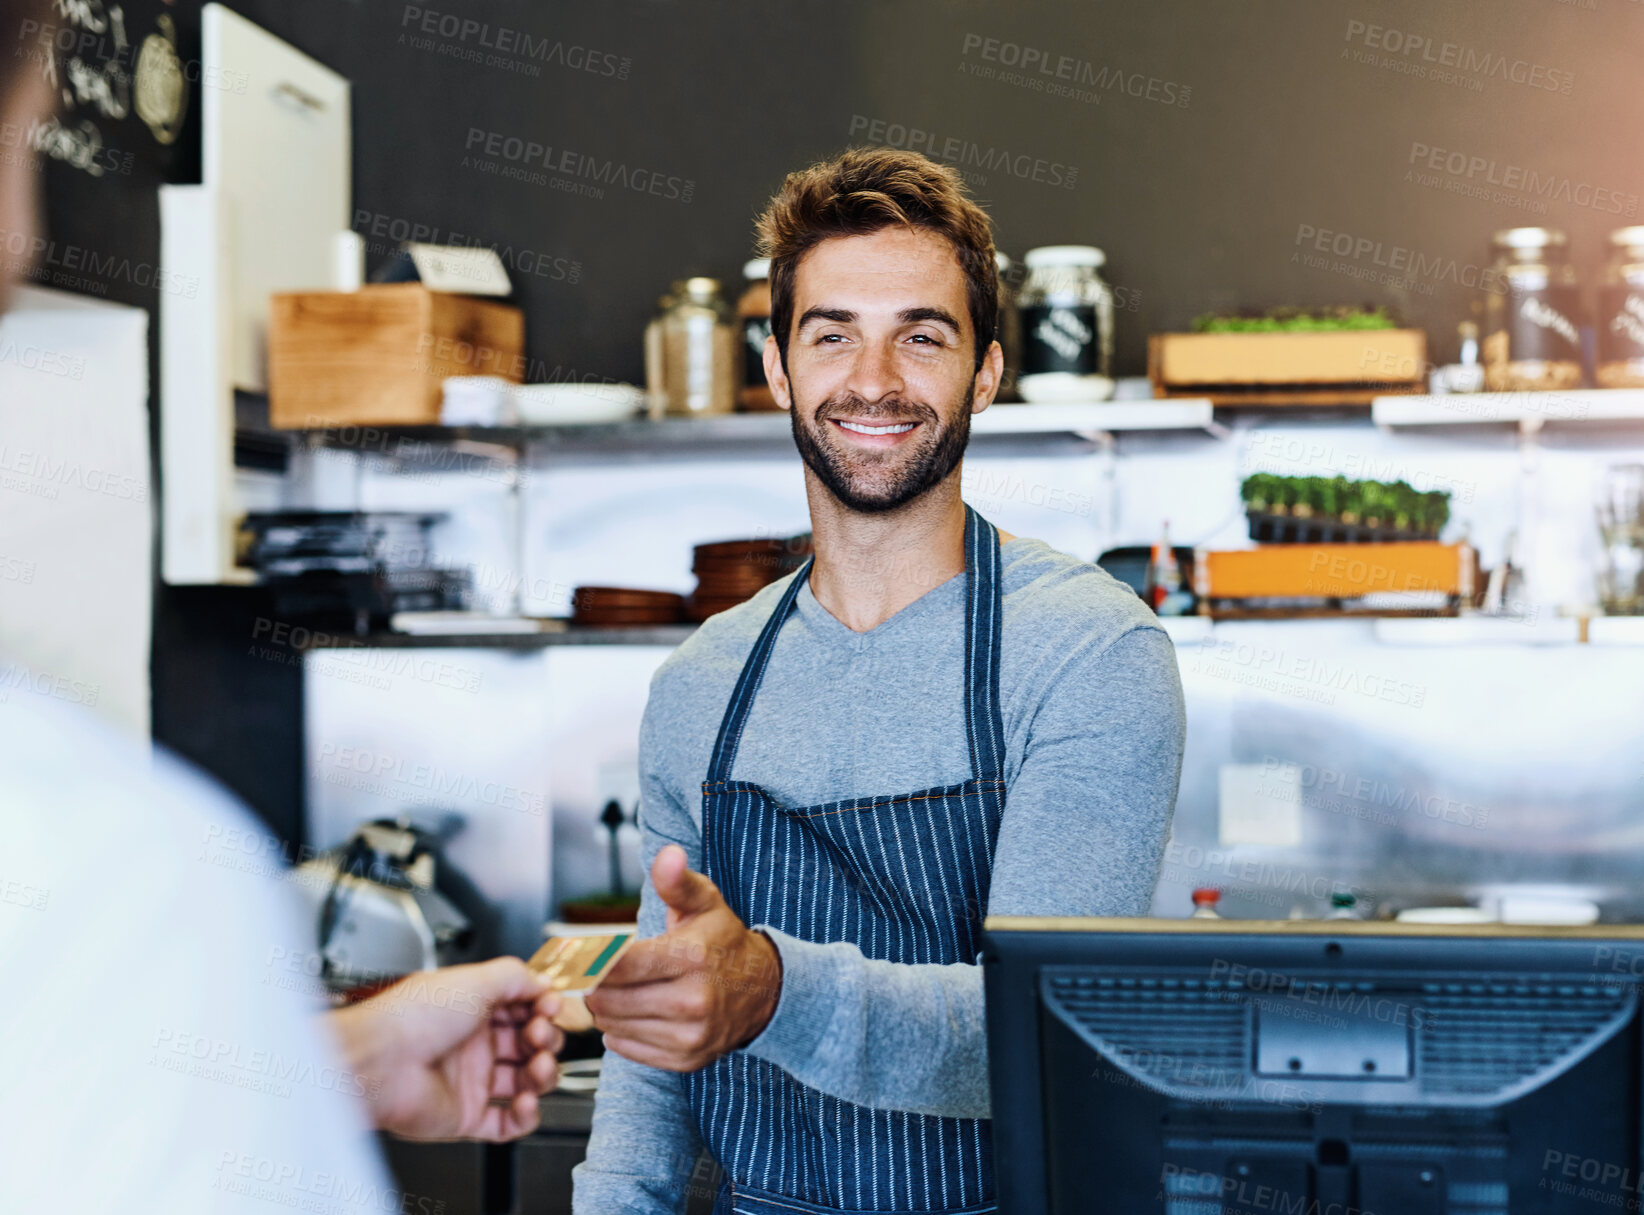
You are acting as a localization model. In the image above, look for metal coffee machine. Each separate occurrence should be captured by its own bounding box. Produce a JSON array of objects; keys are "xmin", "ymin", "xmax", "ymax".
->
[{"xmin": 291, "ymin": 817, "xmax": 495, "ymax": 993}]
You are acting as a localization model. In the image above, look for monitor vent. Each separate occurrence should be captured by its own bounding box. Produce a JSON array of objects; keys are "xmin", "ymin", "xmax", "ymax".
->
[
  {"xmin": 1445, "ymin": 1179, "xmax": 1508, "ymax": 1215},
  {"xmin": 1046, "ymin": 970, "xmax": 1634, "ymax": 1107},
  {"xmin": 1417, "ymin": 983, "xmax": 1631, "ymax": 1097},
  {"xmin": 1047, "ymin": 975, "xmax": 1247, "ymax": 1090}
]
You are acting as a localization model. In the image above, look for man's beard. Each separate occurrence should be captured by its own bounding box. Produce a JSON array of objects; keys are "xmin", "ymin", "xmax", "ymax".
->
[{"xmin": 789, "ymin": 380, "xmax": 975, "ymax": 514}]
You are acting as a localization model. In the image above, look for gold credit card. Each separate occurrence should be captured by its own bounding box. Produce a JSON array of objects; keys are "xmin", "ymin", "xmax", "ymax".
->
[{"xmin": 526, "ymin": 933, "xmax": 636, "ymax": 1031}]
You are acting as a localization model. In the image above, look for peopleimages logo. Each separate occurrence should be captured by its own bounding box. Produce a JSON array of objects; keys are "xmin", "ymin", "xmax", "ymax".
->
[
  {"xmin": 1293, "ymin": 222, "xmax": 1506, "ymax": 297},
  {"xmin": 0, "ymin": 228, "xmax": 200, "ymax": 298},
  {"xmin": 959, "ymin": 32, "xmax": 1191, "ymax": 108},
  {"xmin": 1242, "ymin": 433, "xmax": 1477, "ymax": 504},
  {"xmin": 399, "ymin": 5, "xmax": 630, "ymax": 79},
  {"xmin": 1258, "ymin": 757, "xmax": 1490, "ymax": 831},
  {"xmin": 0, "ymin": 340, "xmax": 84, "ymax": 380},
  {"xmin": 352, "ymin": 209, "xmax": 582, "ymax": 284},
  {"xmin": 847, "ymin": 115, "xmax": 1077, "ymax": 190},
  {"xmin": 317, "ymin": 742, "xmax": 548, "ymax": 817},
  {"xmin": 214, "ymin": 1152, "xmax": 448, "ymax": 1214},
  {"xmin": 1341, "ymin": 19, "xmax": 1575, "ymax": 95},
  {"xmin": 1192, "ymin": 637, "xmax": 1427, "ymax": 709},
  {"xmin": 461, "ymin": 128, "xmax": 694, "ymax": 202},
  {"xmin": 1406, "ymin": 142, "xmax": 1638, "ymax": 218},
  {"xmin": 0, "ymin": 662, "xmax": 102, "ymax": 708},
  {"xmin": 0, "ymin": 444, "xmax": 149, "ymax": 503}
]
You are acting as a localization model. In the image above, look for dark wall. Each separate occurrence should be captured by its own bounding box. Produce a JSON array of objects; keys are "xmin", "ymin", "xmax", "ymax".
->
[
  {"xmin": 21, "ymin": 0, "xmax": 1643, "ymax": 835},
  {"xmin": 851, "ymin": 0, "xmax": 1643, "ymax": 368},
  {"xmin": 230, "ymin": 0, "xmax": 1643, "ymax": 379},
  {"xmin": 224, "ymin": 0, "xmax": 876, "ymax": 387},
  {"xmin": 151, "ymin": 585, "xmax": 307, "ymax": 834}
]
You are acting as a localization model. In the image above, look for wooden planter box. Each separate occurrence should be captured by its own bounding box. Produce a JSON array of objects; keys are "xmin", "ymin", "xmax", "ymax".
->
[
  {"xmin": 1149, "ymin": 329, "xmax": 1427, "ymax": 406},
  {"xmin": 268, "ymin": 284, "xmax": 525, "ymax": 429},
  {"xmin": 1196, "ymin": 542, "xmax": 1474, "ymax": 602}
]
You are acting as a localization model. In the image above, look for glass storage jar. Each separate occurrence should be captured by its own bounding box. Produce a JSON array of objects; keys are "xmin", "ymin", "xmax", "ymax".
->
[
  {"xmin": 1482, "ymin": 227, "xmax": 1583, "ymax": 392},
  {"xmin": 645, "ymin": 276, "xmax": 737, "ymax": 418},
  {"xmin": 992, "ymin": 251, "xmax": 1022, "ymax": 402},
  {"xmin": 1597, "ymin": 227, "xmax": 1644, "ymax": 389},
  {"xmin": 1016, "ymin": 245, "xmax": 1115, "ymax": 403}
]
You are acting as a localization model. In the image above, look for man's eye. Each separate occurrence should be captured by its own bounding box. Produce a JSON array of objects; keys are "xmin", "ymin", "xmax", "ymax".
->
[
  {"xmin": 907, "ymin": 334, "xmax": 939, "ymax": 345},
  {"xmin": 818, "ymin": 334, "xmax": 846, "ymax": 344}
]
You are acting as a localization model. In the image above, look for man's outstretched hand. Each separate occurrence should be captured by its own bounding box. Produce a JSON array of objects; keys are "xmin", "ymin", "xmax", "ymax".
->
[
  {"xmin": 585, "ymin": 844, "xmax": 783, "ymax": 1072},
  {"xmin": 329, "ymin": 956, "xmax": 565, "ymax": 1141}
]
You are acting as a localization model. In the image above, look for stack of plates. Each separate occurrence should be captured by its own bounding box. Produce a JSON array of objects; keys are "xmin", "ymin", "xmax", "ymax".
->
[
  {"xmin": 571, "ymin": 586, "xmax": 685, "ymax": 627},
  {"xmin": 687, "ymin": 535, "xmax": 812, "ymax": 621}
]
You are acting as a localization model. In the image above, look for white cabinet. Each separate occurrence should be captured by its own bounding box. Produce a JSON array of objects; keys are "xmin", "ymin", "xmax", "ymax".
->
[{"xmin": 160, "ymin": 5, "xmax": 349, "ymax": 584}]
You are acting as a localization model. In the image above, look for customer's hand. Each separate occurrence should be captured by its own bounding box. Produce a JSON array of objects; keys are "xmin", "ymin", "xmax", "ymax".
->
[
  {"xmin": 585, "ymin": 844, "xmax": 783, "ymax": 1072},
  {"xmin": 329, "ymin": 957, "xmax": 565, "ymax": 1141}
]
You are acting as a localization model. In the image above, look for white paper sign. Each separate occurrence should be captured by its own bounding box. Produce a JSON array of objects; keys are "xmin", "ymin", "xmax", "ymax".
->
[
  {"xmin": 407, "ymin": 243, "xmax": 512, "ymax": 296},
  {"xmin": 1218, "ymin": 762, "xmax": 1304, "ymax": 847},
  {"xmin": 0, "ymin": 288, "xmax": 152, "ymax": 735}
]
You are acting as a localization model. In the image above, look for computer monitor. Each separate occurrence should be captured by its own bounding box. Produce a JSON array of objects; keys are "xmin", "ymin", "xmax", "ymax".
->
[{"xmin": 982, "ymin": 917, "xmax": 1644, "ymax": 1214}]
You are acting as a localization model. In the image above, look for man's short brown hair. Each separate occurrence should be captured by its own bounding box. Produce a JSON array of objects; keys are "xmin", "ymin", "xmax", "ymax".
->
[{"xmin": 755, "ymin": 147, "xmax": 998, "ymax": 374}]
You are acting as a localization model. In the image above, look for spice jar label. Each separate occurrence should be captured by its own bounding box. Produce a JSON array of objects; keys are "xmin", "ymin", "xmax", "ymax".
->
[
  {"xmin": 1505, "ymin": 284, "xmax": 1582, "ymax": 363},
  {"xmin": 743, "ymin": 315, "xmax": 772, "ymax": 387},
  {"xmin": 1021, "ymin": 303, "xmax": 1100, "ymax": 375},
  {"xmin": 1601, "ymin": 288, "xmax": 1644, "ymax": 362}
]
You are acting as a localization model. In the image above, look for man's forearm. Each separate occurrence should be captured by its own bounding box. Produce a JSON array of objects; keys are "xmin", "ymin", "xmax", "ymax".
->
[{"xmin": 742, "ymin": 928, "xmax": 991, "ymax": 1119}]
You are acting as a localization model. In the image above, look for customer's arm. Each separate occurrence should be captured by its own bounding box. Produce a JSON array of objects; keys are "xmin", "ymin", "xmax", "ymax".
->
[
  {"xmin": 328, "ymin": 957, "xmax": 564, "ymax": 1142},
  {"xmin": 737, "ymin": 625, "xmax": 1185, "ymax": 1119}
]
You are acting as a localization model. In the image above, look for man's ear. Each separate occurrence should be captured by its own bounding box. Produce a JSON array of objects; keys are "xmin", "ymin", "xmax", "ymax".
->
[
  {"xmin": 762, "ymin": 336, "xmax": 793, "ymax": 412},
  {"xmin": 970, "ymin": 340, "xmax": 1005, "ymax": 414}
]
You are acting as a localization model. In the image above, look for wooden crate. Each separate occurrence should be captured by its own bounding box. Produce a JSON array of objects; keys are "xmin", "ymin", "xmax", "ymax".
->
[
  {"xmin": 1149, "ymin": 329, "xmax": 1427, "ymax": 406},
  {"xmin": 268, "ymin": 284, "xmax": 525, "ymax": 429},
  {"xmin": 1196, "ymin": 542, "xmax": 1473, "ymax": 600}
]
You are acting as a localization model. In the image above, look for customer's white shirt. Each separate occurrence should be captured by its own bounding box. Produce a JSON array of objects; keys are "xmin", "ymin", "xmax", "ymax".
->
[{"xmin": 0, "ymin": 691, "xmax": 394, "ymax": 1212}]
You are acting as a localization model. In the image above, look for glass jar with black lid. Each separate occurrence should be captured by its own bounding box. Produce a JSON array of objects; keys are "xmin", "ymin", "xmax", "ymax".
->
[
  {"xmin": 736, "ymin": 258, "xmax": 777, "ymax": 411},
  {"xmin": 992, "ymin": 251, "xmax": 1022, "ymax": 402},
  {"xmin": 1482, "ymin": 227, "xmax": 1583, "ymax": 392},
  {"xmin": 1016, "ymin": 245, "xmax": 1115, "ymax": 403},
  {"xmin": 1598, "ymin": 227, "xmax": 1644, "ymax": 389}
]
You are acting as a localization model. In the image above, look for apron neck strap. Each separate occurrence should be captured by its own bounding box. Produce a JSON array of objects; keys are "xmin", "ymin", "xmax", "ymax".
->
[
  {"xmin": 706, "ymin": 503, "xmax": 1006, "ymax": 786},
  {"xmin": 960, "ymin": 501, "xmax": 1007, "ymax": 782}
]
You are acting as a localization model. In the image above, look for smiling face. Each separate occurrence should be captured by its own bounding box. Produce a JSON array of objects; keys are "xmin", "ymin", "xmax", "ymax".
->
[{"xmin": 765, "ymin": 225, "xmax": 1002, "ymax": 514}]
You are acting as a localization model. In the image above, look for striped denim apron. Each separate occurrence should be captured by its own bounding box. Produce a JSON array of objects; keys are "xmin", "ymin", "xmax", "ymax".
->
[{"xmin": 685, "ymin": 502, "xmax": 1006, "ymax": 1215}]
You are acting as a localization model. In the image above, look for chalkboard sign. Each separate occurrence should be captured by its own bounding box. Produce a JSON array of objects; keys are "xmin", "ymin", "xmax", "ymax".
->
[
  {"xmin": 13, "ymin": 1, "xmax": 200, "ymax": 309},
  {"xmin": 23, "ymin": 0, "xmax": 200, "ymax": 186}
]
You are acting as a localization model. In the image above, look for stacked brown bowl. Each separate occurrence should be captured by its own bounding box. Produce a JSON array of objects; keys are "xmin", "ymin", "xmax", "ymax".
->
[
  {"xmin": 571, "ymin": 586, "xmax": 686, "ymax": 627},
  {"xmin": 687, "ymin": 535, "xmax": 813, "ymax": 621}
]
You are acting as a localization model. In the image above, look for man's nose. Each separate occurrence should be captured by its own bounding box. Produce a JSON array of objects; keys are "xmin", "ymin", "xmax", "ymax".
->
[{"xmin": 842, "ymin": 339, "xmax": 904, "ymax": 404}]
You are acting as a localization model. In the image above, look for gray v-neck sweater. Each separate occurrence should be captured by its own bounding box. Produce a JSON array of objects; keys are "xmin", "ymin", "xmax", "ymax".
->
[{"xmin": 574, "ymin": 535, "xmax": 1185, "ymax": 1212}]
